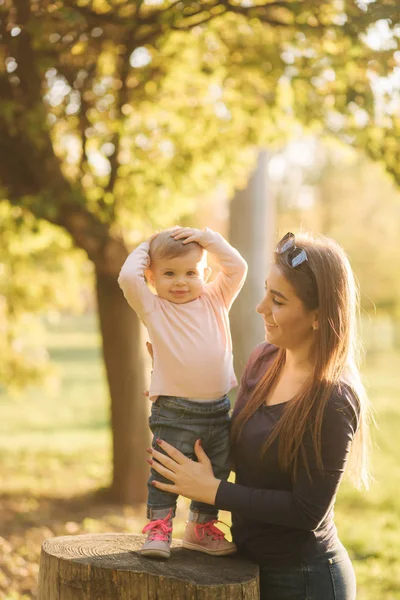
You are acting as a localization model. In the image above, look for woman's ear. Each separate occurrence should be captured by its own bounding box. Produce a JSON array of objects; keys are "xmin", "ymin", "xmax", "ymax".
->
[
  {"xmin": 204, "ymin": 266, "xmax": 212, "ymax": 283},
  {"xmin": 312, "ymin": 312, "xmax": 319, "ymax": 331}
]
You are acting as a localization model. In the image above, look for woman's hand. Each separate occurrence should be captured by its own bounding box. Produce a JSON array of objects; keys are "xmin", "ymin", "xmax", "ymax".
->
[{"xmin": 148, "ymin": 439, "xmax": 221, "ymax": 506}]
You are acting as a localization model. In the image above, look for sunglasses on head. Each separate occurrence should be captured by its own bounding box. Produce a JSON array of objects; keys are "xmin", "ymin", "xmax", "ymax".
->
[{"xmin": 275, "ymin": 232, "xmax": 308, "ymax": 269}]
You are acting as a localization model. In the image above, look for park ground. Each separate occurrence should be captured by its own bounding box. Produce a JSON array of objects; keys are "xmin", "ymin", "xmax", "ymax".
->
[{"xmin": 0, "ymin": 314, "xmax": 399, "ymax": 599}]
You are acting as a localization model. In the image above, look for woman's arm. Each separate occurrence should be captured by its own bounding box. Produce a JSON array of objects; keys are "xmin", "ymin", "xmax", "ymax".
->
[{"xmin": 216, "ymin": 391, "xmax": 358, "ymax": 530}]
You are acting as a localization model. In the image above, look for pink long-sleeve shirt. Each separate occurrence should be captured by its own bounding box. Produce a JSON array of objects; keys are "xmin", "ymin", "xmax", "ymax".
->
[{"xmin": 118, "ymin": 229, "xmax": 248, "ymax": 401}]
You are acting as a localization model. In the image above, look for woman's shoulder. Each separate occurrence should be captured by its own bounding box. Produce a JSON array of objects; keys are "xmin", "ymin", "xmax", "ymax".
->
[
  {"xmin": 242, "ymin": 342, "xmax": 279, "ymax": 384},
  {"xmin": 325, "ymin": 380, "xmax": 360, "ymax": 432},
  {"xmin": 247, "ymin": 342, "xmax": 279, "ymax": 366}
]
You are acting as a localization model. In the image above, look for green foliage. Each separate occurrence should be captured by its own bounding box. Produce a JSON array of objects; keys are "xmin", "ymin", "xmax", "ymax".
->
[
  {"xmin": 1, "ymin": 0, "xmax": 398, "ymax": 231},
  {"xmin": 0, "ymin": 202, "xmax": 91, "ymax": 391}
]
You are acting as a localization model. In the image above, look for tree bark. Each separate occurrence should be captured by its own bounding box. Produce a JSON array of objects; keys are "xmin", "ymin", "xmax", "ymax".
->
[
  {"xmin": 95, "ymin": 268, "xmax": 149, "ymax": 504},
  {"xmin": 229, "ymin": 150, "xmax": 276, "ymax": 383},
  {"xmin": 37, "ymin": 533, "xmax": 259, "ymax": 600}
]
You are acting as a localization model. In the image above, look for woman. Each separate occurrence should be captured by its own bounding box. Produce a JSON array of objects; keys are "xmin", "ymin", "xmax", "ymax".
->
[{"xmin": 147, "ymin": 231, "xmax": 371, "ymax": 599}]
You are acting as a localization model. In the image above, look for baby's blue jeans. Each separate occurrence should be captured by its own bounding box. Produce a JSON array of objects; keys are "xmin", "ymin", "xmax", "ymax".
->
[{"xmin": 147, "ymin": 394, "xmax": 231, "ymax": 520}]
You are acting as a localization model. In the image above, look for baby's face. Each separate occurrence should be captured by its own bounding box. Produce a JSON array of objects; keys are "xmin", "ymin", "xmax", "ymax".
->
[{"xmin": 147, "ymin": 247, "xmax": 210, "ymax": 304}]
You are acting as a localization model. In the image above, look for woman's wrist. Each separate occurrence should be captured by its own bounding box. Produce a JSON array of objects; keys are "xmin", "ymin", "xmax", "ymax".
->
[{"xmin": 203, "ymin": 477, "xmax": 221, "ymax": 506}]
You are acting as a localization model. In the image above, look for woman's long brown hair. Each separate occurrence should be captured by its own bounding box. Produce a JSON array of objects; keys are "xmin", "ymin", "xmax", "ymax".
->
[{"xmin": 230, "ymin": 232, "xmax": 372, "ymax": 489}]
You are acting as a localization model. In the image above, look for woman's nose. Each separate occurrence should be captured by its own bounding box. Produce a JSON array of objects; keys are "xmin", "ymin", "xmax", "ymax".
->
[{"xmin": 256, "ymin": 295, "xmax": 270, "ymax": 315}]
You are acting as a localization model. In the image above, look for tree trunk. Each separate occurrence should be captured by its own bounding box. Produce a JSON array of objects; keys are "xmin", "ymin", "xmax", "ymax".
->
[
  {"xmin": 95, "ymin": 269, "xmax": 149, "ymax": 504},
  {"xmin": 37, "ymin": 533, "xmax": 259, "ymax": 599},
  {"xmin": 229, "ymin": 150, "xmax": 276, "ymax": 383}
]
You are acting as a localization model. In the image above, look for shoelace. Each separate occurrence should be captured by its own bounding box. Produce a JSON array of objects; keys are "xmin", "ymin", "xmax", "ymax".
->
[
  {"xmin": 194, "ymin": 520, "xmax": 227, "ymax": 541},
  {"xmin": 142, "ymin": 512, "xmax": 173, "ymax": 542}
]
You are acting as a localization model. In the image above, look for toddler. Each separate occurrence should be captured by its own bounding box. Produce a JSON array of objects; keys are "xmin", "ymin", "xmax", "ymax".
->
[{"xmin": 118, "ymin": 226, "xmax": 247, "ymax": 558}]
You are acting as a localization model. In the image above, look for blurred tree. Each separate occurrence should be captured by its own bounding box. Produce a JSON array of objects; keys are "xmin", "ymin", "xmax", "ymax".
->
[
  {"xmin": 276, "ymin": 138, "xmax": 400, "ymax": 314},
  {"xmin": 0, "ymin": 0, "xmax": 397, "ymax": 502},
  {"xmin": 229, "ymin": 151, "xmax": 275, "ymax": 382},
  {"xmin": 316, "ymin": 149, "xmax": 400, "ymax": 316}
]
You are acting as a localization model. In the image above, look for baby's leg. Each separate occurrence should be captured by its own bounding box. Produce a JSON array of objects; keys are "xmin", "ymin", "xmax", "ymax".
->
[
  {"xmin": 189, "ymin": 402, "xmax": 231, "ymax": 519},
  {"xmin": 141, "ymin": 398, "xmax": 192, "ymax": 558},
  {"xmin": 183, "ymin": 397, "xmax": 236, "ymax": 555},
  {"xmin": 147, "ymin": 399, "xmax": 182, "ymax": 519}
]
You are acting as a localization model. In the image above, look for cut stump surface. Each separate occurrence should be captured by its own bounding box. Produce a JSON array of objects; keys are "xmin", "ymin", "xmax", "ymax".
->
[{"xmin": 37, "ymin": 533, "xmax": 259, "ymax": 599}]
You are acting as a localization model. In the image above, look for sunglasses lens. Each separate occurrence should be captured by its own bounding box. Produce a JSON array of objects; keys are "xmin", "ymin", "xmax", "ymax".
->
[
  {"xmin": 276, "ymin": 233, "xmax": 308, "ymax": 269},
  {"xmin": 276, "ymin": 232, "xmax": 295, "ymax": 254},
  {"xmin": 290, "ymin": 248, "xmax": 308, "ymax": 268}
]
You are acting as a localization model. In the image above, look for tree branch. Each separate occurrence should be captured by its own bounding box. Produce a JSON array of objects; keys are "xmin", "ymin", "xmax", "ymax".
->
[
  {"xmin": 54, "ymin": 0, "xmax": 337, "ymax": 49},
  {"xmin": 56, "ymin": 64, "xmax": 93, "ymax": 178},
  {"xmin": 171, "ymin": 8, "xmax": 227, "ymax": 30},
  {"xmin": 12, "ymin": 0, "xmax": 45, "ymax": 107},
  {"xmin": 62, "ymin": 0, "xmax": 133, "ymax": 26},
  {"xmin": 105, "ymin": 31, "xmax": 138, "ymax": 208}
]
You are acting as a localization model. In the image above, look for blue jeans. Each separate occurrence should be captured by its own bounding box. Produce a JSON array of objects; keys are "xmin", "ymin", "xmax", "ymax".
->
[
  {"xmin": 259, "ymin": 546, "xmax": 356, "ymax": 600},
  {"xmin": 147, "ymin": 395, "xmax": 231, "ymax": 519}
]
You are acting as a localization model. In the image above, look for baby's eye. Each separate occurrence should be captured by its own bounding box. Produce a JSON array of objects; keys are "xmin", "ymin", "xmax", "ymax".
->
[
  {"xmin": 165, "ymin": 271, "xmax": 174, "ymax": 276},
  {"xmin": 187, "ymin": 271, "xmax": 197, "ymax": 276}
]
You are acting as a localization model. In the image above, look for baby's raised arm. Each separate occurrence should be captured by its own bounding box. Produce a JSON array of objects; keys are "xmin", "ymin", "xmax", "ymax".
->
[{"xmin": 118, "ymin": 239, "xmax": 157, "ymax": 319}]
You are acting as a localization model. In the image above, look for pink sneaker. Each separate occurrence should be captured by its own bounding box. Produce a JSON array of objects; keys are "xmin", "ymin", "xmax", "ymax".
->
[
  {"xmin": 182, "ymin": 518, "xmax": 237, "ymax": 556},
  {"xmin": 140, "ymin": 510, "xmax": 173, "ymax": 559}
]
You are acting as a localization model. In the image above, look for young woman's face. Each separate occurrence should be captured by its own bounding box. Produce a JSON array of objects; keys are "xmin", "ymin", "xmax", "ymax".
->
[{"xmin": 256, "ymin": 264, "xmax": 318, "ymax": 351}]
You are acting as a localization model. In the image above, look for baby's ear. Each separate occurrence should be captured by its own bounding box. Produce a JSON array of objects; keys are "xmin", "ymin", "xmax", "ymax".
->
[
  {"xmin": 204, "ymin": 266, "xmax": 212, "ymax": 283},
  {"xmin": 145, "ymin": 267, "xmax": 154, "ymax": 286}
]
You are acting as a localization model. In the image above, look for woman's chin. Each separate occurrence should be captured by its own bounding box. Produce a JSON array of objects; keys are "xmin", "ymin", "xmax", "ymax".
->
[{"xmin": 264, "ymin": 328, "xmax": 278, "ymax": 342}]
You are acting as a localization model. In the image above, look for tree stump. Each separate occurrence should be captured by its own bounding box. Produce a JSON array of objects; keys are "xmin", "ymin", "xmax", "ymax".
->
[{"xmin": 37, "ymin": 533, "xmax": 259, "ymax": 599}]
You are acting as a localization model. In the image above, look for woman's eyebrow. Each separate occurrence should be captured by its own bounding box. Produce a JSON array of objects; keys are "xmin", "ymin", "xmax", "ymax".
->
[
  {"xmin": 270, "ymin": 289, "xmax": 288, "ymax": 301},
  {"xmin": 265, "ymin": 282, "xmax": 288, "ymax": 301}
]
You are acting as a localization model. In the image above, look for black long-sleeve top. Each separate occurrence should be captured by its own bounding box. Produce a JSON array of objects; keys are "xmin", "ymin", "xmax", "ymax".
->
[{"xmin": 215, "ymin": 343, "xmax": 359, "ymax": 566}]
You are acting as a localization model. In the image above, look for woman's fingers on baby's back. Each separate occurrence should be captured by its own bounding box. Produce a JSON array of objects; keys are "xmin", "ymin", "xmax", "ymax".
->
[{"xmin": 146, "ymin": 341, "xmax": 154, "ymax": 359}]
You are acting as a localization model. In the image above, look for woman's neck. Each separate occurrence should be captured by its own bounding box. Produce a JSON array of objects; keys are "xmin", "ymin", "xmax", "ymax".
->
[{"xmin": 284, "ymin": 345, "xmax": 314, "ymax": 377}]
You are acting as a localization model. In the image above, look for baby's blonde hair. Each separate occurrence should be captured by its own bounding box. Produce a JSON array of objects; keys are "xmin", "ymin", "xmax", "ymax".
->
[{"xmin": 149, "ymin": 227, "xmax": 205, "ymax": 263}]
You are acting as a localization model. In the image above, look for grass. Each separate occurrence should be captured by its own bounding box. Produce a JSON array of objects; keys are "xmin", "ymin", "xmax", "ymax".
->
[
  {"xmin": 0, "ymin": 314, "xmax": 399, "ymax": 599},
  {"xmin": 335, "ymin": 349, "xmax": 400, "ymax": 600},
  {"xmin": 0, "ymin": 314, "xmax": 110, "ymax": 497}
]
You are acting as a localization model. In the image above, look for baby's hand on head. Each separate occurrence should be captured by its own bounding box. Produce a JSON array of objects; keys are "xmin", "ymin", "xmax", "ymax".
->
[{"xmin": 171, "ymin": 227, "xmax": 205, "ymax": 246}]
